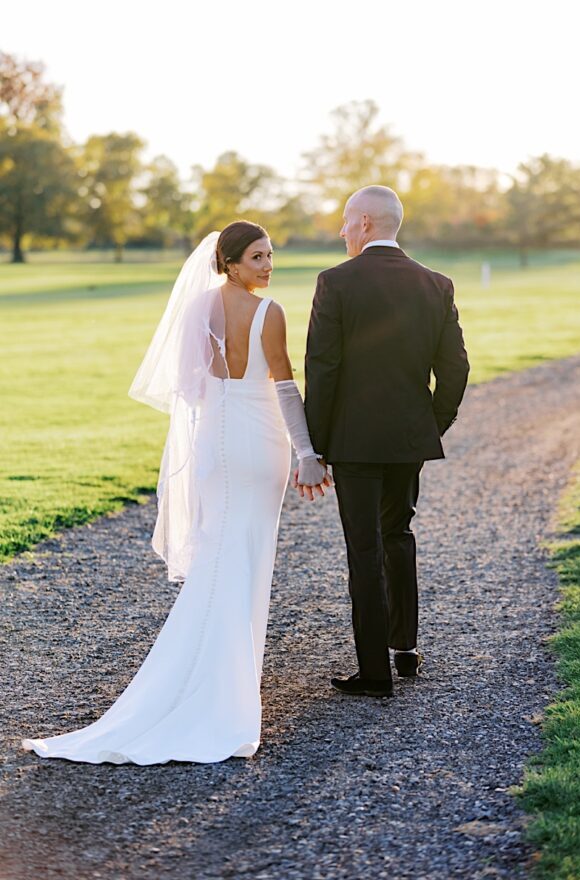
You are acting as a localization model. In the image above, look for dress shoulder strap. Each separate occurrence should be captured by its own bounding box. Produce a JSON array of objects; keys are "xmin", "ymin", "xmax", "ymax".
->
[
  {"xmin": 243, "ymin": 298, "xmax": 273, "ymax": 379},
  {"xmin": 255, "ymin": 297, "xmax": 272, "ymax": 335}
]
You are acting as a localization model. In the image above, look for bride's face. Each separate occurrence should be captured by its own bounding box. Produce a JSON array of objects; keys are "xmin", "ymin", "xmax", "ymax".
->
[{"xmin": 232, "ymin": 237, "xmax": 273, "ymax": 290}]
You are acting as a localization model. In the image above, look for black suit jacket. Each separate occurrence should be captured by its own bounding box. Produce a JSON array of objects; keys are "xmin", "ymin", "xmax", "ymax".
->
[{"xmin": 304, "ymin": 246, "xmax": 470, "ymax": 463}]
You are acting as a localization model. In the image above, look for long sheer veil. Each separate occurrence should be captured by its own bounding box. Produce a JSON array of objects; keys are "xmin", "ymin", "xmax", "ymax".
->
[{"xmin": 128, "ymin": 231, "xmax": 228, "ymax": 581}]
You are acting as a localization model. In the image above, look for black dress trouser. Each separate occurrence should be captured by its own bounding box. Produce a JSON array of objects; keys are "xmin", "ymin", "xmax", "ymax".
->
[{"xmin": 332, "ymin": 461, "xmax": 423, "ymax": 680}]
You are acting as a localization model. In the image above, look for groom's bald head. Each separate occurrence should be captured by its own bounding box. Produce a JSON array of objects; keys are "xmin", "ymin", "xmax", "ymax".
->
[
  {"xmin": 341, "ymin": 186, "xmax": 404, "ymax": 257},
  {"xmin": 348, "ymin": 186, "xmax": 403, "ymax": 236}
]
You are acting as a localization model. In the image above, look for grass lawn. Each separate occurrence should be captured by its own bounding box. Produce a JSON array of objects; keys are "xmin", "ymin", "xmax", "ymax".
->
[
  {"xmin": 519, "ymin": 467, "xmax": 580, "ymax": 878},
  {"xmin": 1, "ymin": 247, "xmax": 580, "ymax": 562}
]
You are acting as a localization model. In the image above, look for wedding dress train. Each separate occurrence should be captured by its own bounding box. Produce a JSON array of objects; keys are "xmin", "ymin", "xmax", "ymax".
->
[{"xmin": 22, "ymin": 296, "xmax": 291, "ymax": 764}]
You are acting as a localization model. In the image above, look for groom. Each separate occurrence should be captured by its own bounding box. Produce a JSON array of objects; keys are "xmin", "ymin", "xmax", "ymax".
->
[{"xmin": 303, "ymin": 185, "xmax": 470, "ymax": 698}]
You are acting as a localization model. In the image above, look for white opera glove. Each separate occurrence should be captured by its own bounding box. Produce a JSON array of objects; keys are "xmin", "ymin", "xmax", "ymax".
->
[
  {"xmin": 275, "ymin": 380, "xmax": 327, "ymax": 487},
  {"xmin": 297, "ymin": 455, "xmax": 328, "ymax": 487}
]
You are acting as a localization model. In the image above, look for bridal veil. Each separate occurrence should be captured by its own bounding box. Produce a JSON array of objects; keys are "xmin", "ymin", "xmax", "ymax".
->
[{"xmin": 128, "ymin": 232, "xmax": 228, "ymax": 582}]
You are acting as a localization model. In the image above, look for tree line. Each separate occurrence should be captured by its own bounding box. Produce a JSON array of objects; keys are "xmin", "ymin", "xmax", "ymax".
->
[{"xmin": 1, "ymin": 51, "xmax": 580, "ymax": 265}]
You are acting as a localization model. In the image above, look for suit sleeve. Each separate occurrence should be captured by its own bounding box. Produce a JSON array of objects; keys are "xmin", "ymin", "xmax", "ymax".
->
[
  {"xmin": 304, "ymin": 272, "xmax": 342, "ymax": 458},
  {"xmin": 432, "ymin": 280, "xmax": 470, "ymax": 435}
]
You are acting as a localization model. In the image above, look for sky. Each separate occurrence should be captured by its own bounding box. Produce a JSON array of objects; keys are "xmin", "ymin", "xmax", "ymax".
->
[{"xmin": 3, "ymin": 0, "xmax": 579, "ymax": 183}]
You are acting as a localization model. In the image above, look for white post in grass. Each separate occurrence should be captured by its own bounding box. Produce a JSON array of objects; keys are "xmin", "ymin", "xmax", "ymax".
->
[{"xmin": 481, "ymin": 261, "xmax": 491, "ymax": 289}]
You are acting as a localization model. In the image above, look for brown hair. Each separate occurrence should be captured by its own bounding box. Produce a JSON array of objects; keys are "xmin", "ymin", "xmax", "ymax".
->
[{"xmin": 215, "ymin": 220, "xmax": 268, "ymax": 275}]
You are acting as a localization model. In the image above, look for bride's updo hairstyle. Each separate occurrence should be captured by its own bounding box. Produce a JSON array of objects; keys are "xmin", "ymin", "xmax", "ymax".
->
[{"xmin": 216, "ymin": 220, "xmax": 268, "ymax": 276}]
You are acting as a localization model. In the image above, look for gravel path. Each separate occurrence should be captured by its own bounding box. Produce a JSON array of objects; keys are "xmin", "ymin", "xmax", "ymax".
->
[{"xmin": 2, "ymin": 355, "xmax": 580, "ymax": 880}]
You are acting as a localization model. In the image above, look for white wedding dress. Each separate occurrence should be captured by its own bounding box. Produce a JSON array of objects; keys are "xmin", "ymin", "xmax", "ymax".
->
[{"xmin": 22, "ymin": 296, "xmax": 292, "ymax": 764}]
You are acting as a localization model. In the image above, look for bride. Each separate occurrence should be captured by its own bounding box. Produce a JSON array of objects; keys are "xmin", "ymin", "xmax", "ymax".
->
[{"xmin": 22, "ymin": 221, "xmax": 330, "ymax": 765}]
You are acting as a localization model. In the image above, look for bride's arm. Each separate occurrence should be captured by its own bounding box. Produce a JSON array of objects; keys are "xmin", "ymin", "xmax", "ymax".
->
[
  {"xmin": 261, "ymin": 301, "xmax": 294, "ymax": 381},
  {"xmin": 262, "ymin": 303, "xmax": 328, "ymax": 493}
]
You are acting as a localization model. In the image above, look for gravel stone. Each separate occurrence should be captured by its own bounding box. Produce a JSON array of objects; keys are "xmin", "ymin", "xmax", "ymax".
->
[{"xmin": 1, "ymin": 355, "xmax": 580, "ymax": 879}]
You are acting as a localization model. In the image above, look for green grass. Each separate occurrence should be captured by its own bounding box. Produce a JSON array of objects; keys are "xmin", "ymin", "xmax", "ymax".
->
[
  {"xmin": 519, "ymin": 467, "xmax": 580, "ymax": 879},
  {"xmin": 0, "ymin": 264, "xmax": 174, "ymax": 559},
  {"xmin": 1, "ymin": 247, "xmax": 580, "ymax": 563}
]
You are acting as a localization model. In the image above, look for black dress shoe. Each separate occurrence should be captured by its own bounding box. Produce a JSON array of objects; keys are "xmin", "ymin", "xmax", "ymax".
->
[
  {"xmin": 331, "ymin": 672, "xmax": 393, "ymax": 698},
  {"xmin": 394, "ymin": 652, "xmax": 424, "ymax": 677}
]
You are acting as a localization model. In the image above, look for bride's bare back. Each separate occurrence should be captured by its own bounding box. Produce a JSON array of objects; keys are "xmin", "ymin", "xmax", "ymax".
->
[
  {"xmin": 221, "ymin": 288, "xmax": 265, "ymax": 378},
  {"xmin": 218, "ymin": 285, "xmax": 293, "ymax": 381}
]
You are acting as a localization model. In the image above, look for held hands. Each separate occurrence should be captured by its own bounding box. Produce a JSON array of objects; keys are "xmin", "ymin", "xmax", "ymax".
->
[
  {"xmin": 293, "ymin": 455, "xmax": 333, "ymax": 501},
  {"xmin": 273, "ymin": 380, "xmax": 332, "ymax": 500}
]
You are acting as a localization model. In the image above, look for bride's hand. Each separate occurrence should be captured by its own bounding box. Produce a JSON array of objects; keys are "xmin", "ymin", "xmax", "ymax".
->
[
  {"xmin": 294, "ymin": 459, "xmax": 333, "ymax": 501},
  {"xmin": 300, "ymin": 474, "xmax": 333, "ymax": 501}
]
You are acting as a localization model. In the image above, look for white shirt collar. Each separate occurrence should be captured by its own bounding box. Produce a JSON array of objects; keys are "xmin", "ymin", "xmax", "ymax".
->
[{"xmin": 362, "ymin": 239, "xmax": 400, "ymax": 251}]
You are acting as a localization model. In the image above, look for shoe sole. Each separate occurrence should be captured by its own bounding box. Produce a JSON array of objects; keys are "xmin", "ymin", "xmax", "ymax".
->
[
  {"xmin": 331, "ymin": 682, "xmax": 394, "ymax": 698},
  {"xmin": 396, "ymin": 667, "xmax": 423, "ymax": 677}
]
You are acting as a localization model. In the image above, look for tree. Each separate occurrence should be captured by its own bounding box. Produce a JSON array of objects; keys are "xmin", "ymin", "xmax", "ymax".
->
[
  {"xmin": 301, "ymin": 100, "xmax": 414, "ymax": 233},
  {"xmin": 0, "ymin": 52, "xmax": 75, "ymax": 262},
  {"xmin": 505, "ymin": 154, "xmax": 580, "ymax": 266},
  {"xmin": 191, "ymin": 151, "xmax": 314, "ymax": 246},
  {"xmin": 0, "ymin": 51, "xmax": 63, "ymax": 133},
  {"xmin": 402, "ymin": 164, "xmax": 504, "ymax": 247},
  {"xmin": 265, "ymin": 194, "xmax": 316, "ymax": 245},
  {"xmin": 0, "ymin": 123, "xmax": 77, "ymax": 261},
  {"xmin": 139, "ymin": 154, "xmax": 193, "ymax": 250},
  {"xmin": 191, "ymin": 151, "xmax": 281, "ymax": 241},
  {"xmin": 76, "ymin": 132, "xmax": 145, "ymax": 261}
]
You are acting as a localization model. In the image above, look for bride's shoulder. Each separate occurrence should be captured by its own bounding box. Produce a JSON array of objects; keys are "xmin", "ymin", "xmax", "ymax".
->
[
  {"xmin": 262, "ymin": 299, "xmax": 287, "ymax": 335},
  {"xmin": 263, "ymin": 298, "xmax": 285, "ymax": 320}
]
